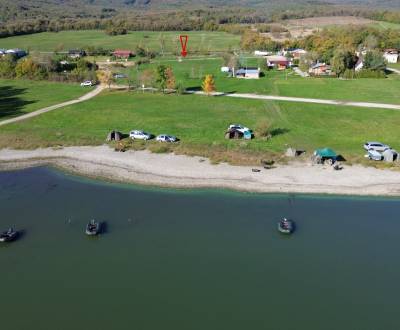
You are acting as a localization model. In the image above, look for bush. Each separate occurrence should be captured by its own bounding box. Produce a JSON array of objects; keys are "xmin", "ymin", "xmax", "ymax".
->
[
  {"xmin": 356, "ymin": 69, "xmax": 386, "ymax": 79},
  {"xmin": 255, "ymin": 120, "xmax": 272, "ymax": 138}
]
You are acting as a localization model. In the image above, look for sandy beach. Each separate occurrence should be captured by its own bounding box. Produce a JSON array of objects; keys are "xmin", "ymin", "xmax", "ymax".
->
[{"xmin": 0, "ymin": 145, "xmax": 400, "ymax": 196}]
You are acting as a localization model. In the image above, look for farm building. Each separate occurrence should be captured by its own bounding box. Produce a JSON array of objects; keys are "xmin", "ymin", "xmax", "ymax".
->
[
  {"xmin": 309, "ymin": 63, "xmax": 332, "ymax": 76},
  {"xmin": 290, "ymin": 49, "xmax": 307, "ymax": 59},
  {"xmin": 383, "ymin": 49, "xmax": 399, "ymax": 64},
  {"xmin": 113, "ymin": 50, "xmax": 135, "ymax": 59},
  {"xmin": 266, "ymin": 55, "xmax": 290, "ymax": 70},
  {"xmin": 234, "ymin": 67, "xmax": 261, "ymax": 79}
]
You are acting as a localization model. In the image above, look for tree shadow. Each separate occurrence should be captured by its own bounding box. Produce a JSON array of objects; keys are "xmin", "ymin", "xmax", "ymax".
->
[
  {"xmin": 270, "ymin": 128, "xmax": 290, "ymax": 137},
  {"xmin": 0, "ymin": 86, "xmax": 37, "ymax": 119}
]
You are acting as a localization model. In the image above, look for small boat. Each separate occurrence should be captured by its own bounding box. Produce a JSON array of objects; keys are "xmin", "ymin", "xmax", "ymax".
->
[
  {"xmin": 278, "ymin": 218, "xmax": 294, "ymax": 234},
  {"xmin": 0, "ymin": 228, "xmax": 18, "ymax": 242},
  {"xmin": 85, "ymin": 220, "xmax": 101, "ymax": 236}
]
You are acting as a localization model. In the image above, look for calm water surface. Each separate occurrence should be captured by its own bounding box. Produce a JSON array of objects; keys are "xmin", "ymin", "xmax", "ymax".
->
[{"xmin": 1, "ymin": 167, "xmax": 400, "ymax": 330}]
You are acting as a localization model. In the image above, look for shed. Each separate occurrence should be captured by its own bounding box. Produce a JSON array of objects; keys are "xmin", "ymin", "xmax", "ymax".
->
[{"xmin": 106, "ymin": 130, "xmax": 123, "ymax": 141}]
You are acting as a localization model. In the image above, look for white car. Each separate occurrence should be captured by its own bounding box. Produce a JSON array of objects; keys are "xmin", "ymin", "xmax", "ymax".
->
[
  {"xmin": 363, "ymin": 141, "xmax": 390, "ymax": 152},
  {"xmin": 229, "ymin": 124, "xmax": 250, "ymax": 133},
  {"xmin": 129, "ymin": 130, "xmax": 152, "ymax": 140},
  {"xmin": 156, "ymin": 135, "xmax": 178, "ymax": 142},
  {"xmin": 80, "ymin": 80, "xmax": 93, "ymax": 87}
]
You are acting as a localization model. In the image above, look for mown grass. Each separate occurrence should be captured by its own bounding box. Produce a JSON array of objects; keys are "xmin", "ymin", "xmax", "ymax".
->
[
  {"xmin": 0, "ymin": 30, "xmax": 241, "ymax": 53},
  {"xmin": 118, "ymin": 57, "xmax": 400, "ymax": 104},
  {"xmin": 1, "ymin": 90, "xmax": 399, "ymax": 166},
  {"xmin": 0, "ymin": 79, "xmax": 89, "ymax": 121}
]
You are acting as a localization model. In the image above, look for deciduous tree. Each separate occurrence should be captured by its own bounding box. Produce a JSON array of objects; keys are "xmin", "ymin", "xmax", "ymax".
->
[{"xmin": 202, "ymin": 74, "xmax": 216, "ymax": 95}]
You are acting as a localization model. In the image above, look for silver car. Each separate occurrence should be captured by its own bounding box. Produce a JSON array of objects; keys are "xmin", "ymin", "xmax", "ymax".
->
[
  {"xmin": 363, "ymin": 141, "xmax": 390, "ymax": 152},
  {"xmin": 129, "ymin": 130, "xmax": 152, "ymax": 140}
]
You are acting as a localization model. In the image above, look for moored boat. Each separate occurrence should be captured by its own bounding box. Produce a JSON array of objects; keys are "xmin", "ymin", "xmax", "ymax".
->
[
  {"xmin": 0, "ymin": 228, "xmax": 18, "ymax": 242},
  {"xmin": 85, "ymin": 220, "xmax": 101, "ymax": 236},
  {"xmin": 278, "ymin": 218, "xmax": 294, "ymax": 234}
]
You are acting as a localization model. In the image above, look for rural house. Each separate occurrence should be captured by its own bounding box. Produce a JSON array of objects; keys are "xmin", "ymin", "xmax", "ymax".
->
[
  {"xmin": 383, "ymin": 49, "xmax": 399, "ymax": 64},
  {"xmin": 254, "ymin": 50, "xmax": 272, "ymax": 57},
  {"xmin": 234, "ymin": 67, "xmax": 261, "ymax": 79},
  {"xmin": 113, "ymin": 49, "xmax": 135, "ymax": 59},
  {"xmin": 266, "ymin": 55, "xmax": 290, "ymax": 70},
  {"xmin": 309, "ymin": 63, "xmax": 332, "ymax": 76}
]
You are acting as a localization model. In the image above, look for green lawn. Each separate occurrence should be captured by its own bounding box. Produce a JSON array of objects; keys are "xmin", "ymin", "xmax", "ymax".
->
[
  {"xmin": 0, "ymin": 30, "xmax": 241, "ymax": 53},
  {"xmin": 1, "ymin": 90, "xmax": 399, "ymax": 165},
  {"xmin": 117, "ymin": 57, "xmax": 400, "ymax": 104},
  {"xmin": 0, "ymin": 79, "xmax": 89, "ymax": 121}
]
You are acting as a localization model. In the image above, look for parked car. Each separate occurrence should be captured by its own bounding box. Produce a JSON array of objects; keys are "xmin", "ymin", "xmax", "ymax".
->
[
  {"xmin": 114, "ymin": 73, "xmax": 127, "ymax": 79},
  {"xmin": 156, "ymin": 135, "xmax": 178, "ymax": 142},
  {"xmin": 367, "ymin": 149, "xmax": 383, "ymax": 161},
  {"xmin": 363, "ymin": 141, "xmax": 390, "ymax": 152},
  {"xmin": 129, "ymin": 130, "xmax": 152, "ymax": 140},
  {"xmin": 228, "ymin": 124, "xmax": 250, "ymax": 133},
  {"xmin": 80, "ymin": 80, "xmax": 93, "ymax": 87}
]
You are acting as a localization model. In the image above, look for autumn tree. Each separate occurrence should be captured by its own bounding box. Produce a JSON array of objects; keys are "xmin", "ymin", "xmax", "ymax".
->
[
  {"xmin": 202, "ymin": 74, "xmax": 216, "ymax": 95},
  {"xmin": 156, "ymin": 64, "xmax": 175, "ymax": 93}
]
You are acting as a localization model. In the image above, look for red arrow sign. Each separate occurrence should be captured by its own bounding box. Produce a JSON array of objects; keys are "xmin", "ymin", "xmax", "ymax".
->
[{"xmin": 179, "ymin": 35, "xmax": 188, "ymax": 57}]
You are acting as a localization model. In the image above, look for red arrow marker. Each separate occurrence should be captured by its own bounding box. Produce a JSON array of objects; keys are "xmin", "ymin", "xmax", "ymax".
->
[{"xmin": 179, "ymin": 35, "xmax": 188, "ymax": 57}]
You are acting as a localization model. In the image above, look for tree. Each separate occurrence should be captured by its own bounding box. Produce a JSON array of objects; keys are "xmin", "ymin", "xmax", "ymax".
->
[
  {"xmin": 364, "ymin": 50, "xmax": 386, "ymax": 72},
  {"xmin": 15, "ymin": 58, "xmax": 46, "ymax": 80},
  {"xmin": 0, "ymin": 55, "xmax": 17, "ymax": 78},
  {"xmin": 156, "ymin": 64, "xmax": 168, "ymax": 93},
  {"xmin": 202, "ymin": 74, "xmax": 216, "ymax": 95},
  {"xmin": 165, "ymin": 67, "xmax": 175, "ymax": 91},
  {"xmin": 331, "ymin": 49, "xmax": 356, "ymax": 78}
]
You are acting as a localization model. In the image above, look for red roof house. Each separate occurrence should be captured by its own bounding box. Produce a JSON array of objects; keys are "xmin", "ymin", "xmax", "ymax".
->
[{"xmin": 113, "ymin": 50, "xmax": 134, "ymax": 59}]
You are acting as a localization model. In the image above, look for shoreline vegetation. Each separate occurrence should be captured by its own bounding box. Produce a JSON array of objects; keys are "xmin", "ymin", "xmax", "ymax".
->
[{"xmin": 1, "ymin": 145, "xmax": 400, "ymax": 197}]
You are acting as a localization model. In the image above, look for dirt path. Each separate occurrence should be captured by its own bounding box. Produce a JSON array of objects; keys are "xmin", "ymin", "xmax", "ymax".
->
[
  {"xmin": 188, "ymin": 91, "xmax": 400, "ymax": 110},
  {"xmin": 0, "ymin": 85, "xmax": 105, "ymax": 127}
]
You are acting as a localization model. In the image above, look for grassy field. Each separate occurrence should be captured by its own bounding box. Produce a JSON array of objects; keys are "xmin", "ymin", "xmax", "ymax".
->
[
  {"xmin": 0, "ymin": 30, "xmax": 241, "ymax": 53},
  {"xmin": 1, "ymin": 90, "xmax": 399, "ymax": 165},
  {"xmin": 0, "ymin": 79, "xmax": 90, "ymax": 121},
  {"xmin": 115, "ymin": 57, "xmax": 400, "ymax": 104}
]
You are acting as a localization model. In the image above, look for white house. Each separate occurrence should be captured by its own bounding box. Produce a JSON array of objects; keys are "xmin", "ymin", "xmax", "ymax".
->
[{"xmin": 383, "ymin": 49, "xmax": 399, "ymax": 64}]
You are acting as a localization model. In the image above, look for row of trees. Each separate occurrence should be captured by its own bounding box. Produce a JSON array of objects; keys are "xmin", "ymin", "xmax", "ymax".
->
[{"xmin": 0, "ymin": 54, "xmax": 96, "ymax": 82}]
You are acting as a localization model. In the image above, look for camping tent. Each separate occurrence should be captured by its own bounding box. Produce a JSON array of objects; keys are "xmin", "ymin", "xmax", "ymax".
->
[
  {"xmin": 314, "ymin": 148, "xmax": 337, "ymax": 159},
  {"xmin": 382, "ymin": 149, "xmax": 398, "ymax": 162}
]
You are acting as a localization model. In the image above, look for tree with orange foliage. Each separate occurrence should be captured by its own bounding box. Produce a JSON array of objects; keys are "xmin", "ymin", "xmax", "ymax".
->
[{"xmin": 201, "ymin": 74, "xmax": 216, "ymax": 95}]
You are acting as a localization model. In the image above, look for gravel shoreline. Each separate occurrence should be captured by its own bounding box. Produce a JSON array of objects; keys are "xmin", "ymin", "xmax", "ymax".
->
[{"xmin": 1, "ymin": 145, "xmax": 400, "ymax": 196}]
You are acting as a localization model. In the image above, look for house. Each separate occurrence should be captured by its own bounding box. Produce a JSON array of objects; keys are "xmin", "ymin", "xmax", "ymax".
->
[
  {"xmin": 234, "ymin": 67, "xmax": 260, "ymax": 79},
  {"xmin": 355, "ymin": 57, "xmax": 364, "ymax": 72},
  {"xmin": 5, "ymin": 49, "xmax": 27, "ymax": 58},
  {"xmin": 383, "ymin": 49, "xmax": 399, "ymax": 64},
  {"xmin": 113, "ymin": 49, "xmax": 135, "ymax": 59},
  {"xmin": 266, "ymin": 55, "xmax": 290, "ymax": 70},
  {"xmin": 309, "ymin": 63, "xmax": 332, "ymax": 76},
  {"xmin": 221, "ymin": 66, "xmax": 231, "ymax": 73},
  {"xmin": 68, "ymin": 49, "xmax": 86, "ymax": 59},
  {"xmin": 289, "ymin": 48, "xmax": 307, "ymax": 60},
  {"xmin": 254, "ymin": 50, "xmax": 272, "ymax": 57}
]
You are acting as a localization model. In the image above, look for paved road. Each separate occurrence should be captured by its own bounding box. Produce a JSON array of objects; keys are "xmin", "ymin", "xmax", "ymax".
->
[
  {"xmin": 187, "ymin": 91, "xmax": 400, "ymax": 110},
  {"xmin": 387, "ymin": 67, "xmax": 400, "ymax": 75},
  {"xmin": 0, "ymin": 85, "xmax": 105, "ymax": 127}
]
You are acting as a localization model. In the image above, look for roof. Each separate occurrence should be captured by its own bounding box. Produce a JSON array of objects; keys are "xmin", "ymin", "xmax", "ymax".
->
[
  {"xmin": 315, "ymin": 148, "xmax": 337, "ymax": 158},
  {"xmin": 267, "ymin": 55, "xmax": 288, "ymax": 62},
  {"xmin": 311, "ymin": 63, "xmax": 329, "ymax": 69},
  {"xmin": 113, "ymin": 49, "xmax": 133, "ymax": 55},
  {"xmin": 236, "ymin": 67, "xmax": 260, "ymax": 74}
]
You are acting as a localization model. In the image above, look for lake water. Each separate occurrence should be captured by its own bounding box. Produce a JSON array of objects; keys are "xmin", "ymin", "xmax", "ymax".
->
[{"xmin": 1, "ymin": 167, "xmax": 400, "ymax": 330}]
